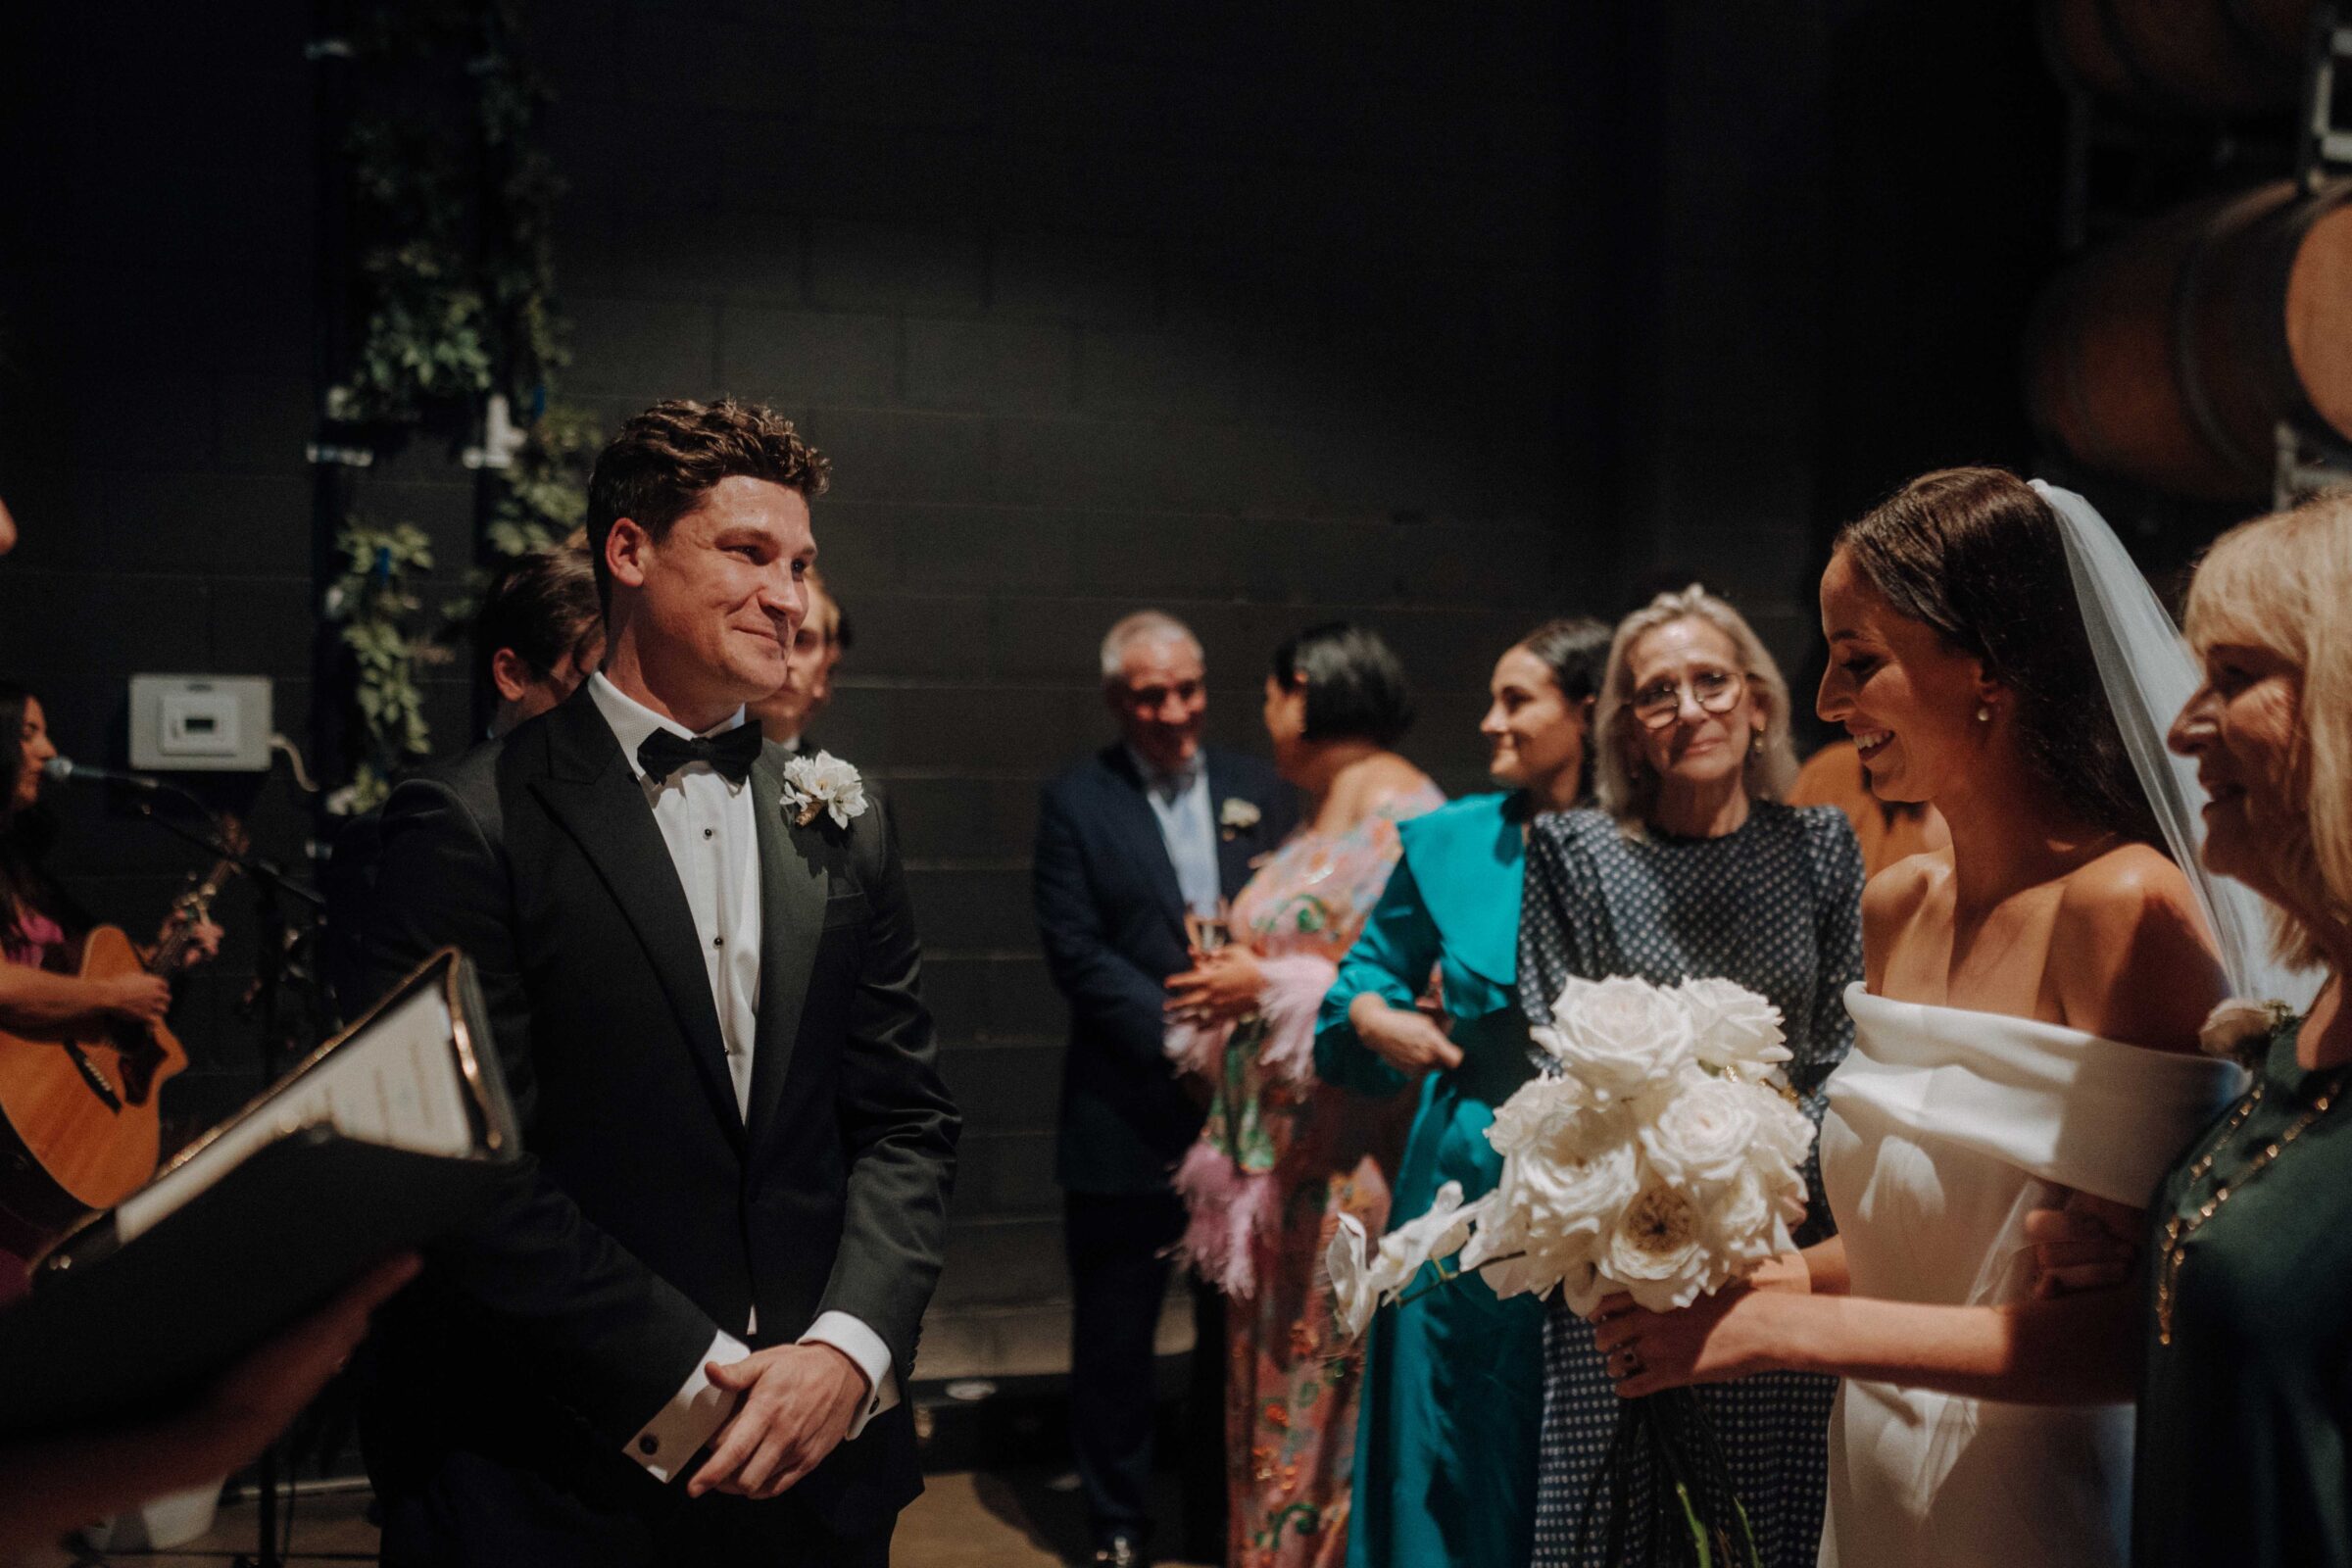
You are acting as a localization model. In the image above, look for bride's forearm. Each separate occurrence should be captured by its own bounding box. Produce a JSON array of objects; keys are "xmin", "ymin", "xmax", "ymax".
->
[
  {"xmin": 1799, "ymin": 1236, "xmax": 1850, "ymax": 1296},
  {"xmin": 1772, "ymin": 1288, "xmax": 2139, "ymax": 1404}
]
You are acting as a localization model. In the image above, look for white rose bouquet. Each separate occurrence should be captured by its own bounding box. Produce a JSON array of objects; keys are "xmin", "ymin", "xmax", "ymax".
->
[{"xmin": 1325, "ymin": 972, "xmax": 1817, "ymax": 1567}]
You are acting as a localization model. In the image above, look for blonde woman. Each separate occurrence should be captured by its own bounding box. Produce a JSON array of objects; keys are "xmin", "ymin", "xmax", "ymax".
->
[
  {"xmin": 1515, "ymin": 586, "xmax": 1862, "ymax": 1567},
  {"xmin": 2119, "ymin": 496, "xmax": 2352, "ymax": 1566}
]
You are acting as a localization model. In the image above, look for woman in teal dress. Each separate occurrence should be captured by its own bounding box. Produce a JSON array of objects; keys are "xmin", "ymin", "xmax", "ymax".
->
[{"xmin": 1314, "ymin": 617, "xmax": 1610, "ymax": 1568}]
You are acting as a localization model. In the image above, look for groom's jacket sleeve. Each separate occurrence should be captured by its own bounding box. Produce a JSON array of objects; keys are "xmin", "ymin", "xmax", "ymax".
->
[
  {"xmin": 359, "ymin": 771, "xmax": 721, "ymax": 1447},
  {"xmin": 813, "ymin": 798, "xmax": 959, "ymax": 1379},
  {"xmin": 1031, "ymin": 781, "xmax": 1174, "ymax": 1077}
]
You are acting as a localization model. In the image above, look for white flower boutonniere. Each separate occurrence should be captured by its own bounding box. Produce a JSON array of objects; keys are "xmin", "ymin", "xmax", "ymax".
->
[
  {"xmin": 781, "ymin": 751, "xmax": 868, "ymax": 830},
  {"xmin": 1219, "ymin": 797, "xmax": 1261, "ymax": 839},
  {"xmin": 2199, "ymin": 996, "xmax": 2291, "ymax": 1067}
]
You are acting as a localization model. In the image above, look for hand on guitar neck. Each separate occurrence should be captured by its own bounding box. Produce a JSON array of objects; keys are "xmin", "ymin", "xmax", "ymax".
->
[{"xmin": 150, "ymin": 906, "xmax": 223, "ymax": 973}]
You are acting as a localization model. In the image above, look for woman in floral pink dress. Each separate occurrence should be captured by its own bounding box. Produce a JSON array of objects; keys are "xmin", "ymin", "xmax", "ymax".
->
[{"xmin": 1165, "ymin": 624, "xmax": 1443, "ymax": 1568}]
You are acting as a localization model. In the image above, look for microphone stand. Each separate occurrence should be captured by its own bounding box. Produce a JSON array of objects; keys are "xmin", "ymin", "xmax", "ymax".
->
[
  {"xmin": 133, "ymin": 805, "xmax": 328, "ymax": 1078},
  {"xmin": 131, "ymin": 804, "xmax": 330, "ymax": 1568},
  {"xmin": 131, "ymin": 803, "xmax": 325, "ymax": 913}
]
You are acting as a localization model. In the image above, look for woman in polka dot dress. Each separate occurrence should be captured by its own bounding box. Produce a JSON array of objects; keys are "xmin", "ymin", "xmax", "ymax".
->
[{"xmin": 1517, "ymin": 587, "xmax": 1860, "ymax": 1568}]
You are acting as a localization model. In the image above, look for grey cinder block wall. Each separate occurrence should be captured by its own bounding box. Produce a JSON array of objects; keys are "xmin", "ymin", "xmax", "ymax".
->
[
  {"xmin": 1, "ymin": 1, "xmax": 2061, "ymax": 1380},
  {"xmin": 540, "ymin": 2, "xmax": 1616, "ymax": 1379}
]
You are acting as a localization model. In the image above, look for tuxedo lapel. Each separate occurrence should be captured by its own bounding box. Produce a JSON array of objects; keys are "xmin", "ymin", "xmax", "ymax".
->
[
  {"xmin": 1101, "ymin": 748, "xmax": 1187, "ymax": 934},
  {"xmin": 747, "ymin": 747, "xmax": 824, "ymax": 1145},
  {"xmin": 529, "ymin": 695, "xmax": 745, "ymax": 1146}
]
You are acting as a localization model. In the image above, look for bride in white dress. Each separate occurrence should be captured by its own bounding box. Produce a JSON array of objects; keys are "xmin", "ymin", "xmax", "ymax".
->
[{"xmin": 1591, "ymin": 466, "xmax": 2282, "ymax": 1567}]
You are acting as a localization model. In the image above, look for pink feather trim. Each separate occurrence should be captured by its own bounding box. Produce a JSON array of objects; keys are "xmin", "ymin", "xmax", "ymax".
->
[
  {"xmin": 1250, "ymin": 954, "xmax": 1339, "ymax": 1085},
  {"xmin": 1171, "ymin": 1142, "xmax": 1276, "ymax": 1298},
  {"xmin": 1163, "ymin": 1014, "xmax": 1231, "ymax": 1079}
]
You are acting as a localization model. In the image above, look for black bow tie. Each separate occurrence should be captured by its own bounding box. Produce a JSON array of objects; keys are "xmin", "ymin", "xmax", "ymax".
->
[{"xmin": 636, "ymin": 724, "xmax": 763, "ymax": 786}]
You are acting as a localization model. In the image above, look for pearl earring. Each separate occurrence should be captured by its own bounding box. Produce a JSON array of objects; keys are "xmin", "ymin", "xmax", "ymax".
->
[{"xmin": 1976, "ymin": 705, "xmax": 1992, "ymax": 723}]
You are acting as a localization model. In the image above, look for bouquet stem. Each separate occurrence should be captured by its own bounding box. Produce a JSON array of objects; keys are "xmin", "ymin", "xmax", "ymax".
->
[
  {"xmin": 1575, "ymin": 1390, "xmax": 1763, "ymax": 1568},
  {"xmin": 1389, "ymin": 1251, "xmax": 1529, "ymax": 1310}
]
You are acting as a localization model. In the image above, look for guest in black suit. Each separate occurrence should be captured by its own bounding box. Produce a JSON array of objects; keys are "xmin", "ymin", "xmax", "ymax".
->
[
  {"xmin": 323, "ymin": 544, "xmax": 603, "ymax": 1016},
  {"xmin": 357, "ymin": 398, "xmax": 958, "ymax": 1567},
  {"xmin": 1033, "ymin": 611, "xmax": 1298, "ymax": 1568},
  {"xmin": 478, "ymin": 543, "xmax": 606, "ymax": 738}
]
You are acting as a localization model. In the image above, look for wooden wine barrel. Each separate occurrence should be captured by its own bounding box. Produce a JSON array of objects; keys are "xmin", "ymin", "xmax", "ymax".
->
[
  {"xmin": 2043, "ymin": 0, "xmax": 2314, "ymax": 117},
  {"xmin": 2024, "ymin": 179, "xmax": 2352, "ymax": 502}
]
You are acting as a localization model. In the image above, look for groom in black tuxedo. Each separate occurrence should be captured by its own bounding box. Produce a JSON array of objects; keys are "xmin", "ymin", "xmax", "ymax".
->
[{"xmin": 357, "ymin": 398, "xmax": 957, "ymax": 1566}]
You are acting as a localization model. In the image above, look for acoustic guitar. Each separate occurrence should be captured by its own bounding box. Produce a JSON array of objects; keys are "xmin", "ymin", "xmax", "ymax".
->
[{"xmin": 0, "ymin": 826, "xmax": 243, "ymax": 1253}]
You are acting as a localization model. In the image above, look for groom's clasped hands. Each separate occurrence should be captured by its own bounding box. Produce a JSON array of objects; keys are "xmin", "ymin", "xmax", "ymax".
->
[{"xmin": 683, "ymin": 1341, "xmax": 869, "ymax": 1500}]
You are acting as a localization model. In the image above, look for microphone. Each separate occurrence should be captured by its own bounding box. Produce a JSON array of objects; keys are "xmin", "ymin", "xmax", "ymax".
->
[{"xmin": 43, "ymin": 757, "xmax": 164, "ymax": 793}]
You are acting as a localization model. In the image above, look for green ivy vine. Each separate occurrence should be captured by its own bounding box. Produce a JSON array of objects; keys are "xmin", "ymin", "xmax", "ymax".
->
[
  {"xmin": 324, "ymin": 0, "xmax": 595, "ymax": 811},
  {"xmin": 323, "ymin": 523, "xmax": 446, "ymax": 813},
  {"xmin": 487, "ymin": 400, "xmax": 598, "ymax": 556}
]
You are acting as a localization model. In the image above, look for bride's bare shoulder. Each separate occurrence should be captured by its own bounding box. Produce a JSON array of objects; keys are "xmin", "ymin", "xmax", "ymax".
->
[
  {"xmin": 1861, "ymin": 849, "xmax": 1946, "ymax": 926},
  {"xmin": 1859, "ymin": 850, "xmax": 1948, "ymax": 983},
  {"xmin": 2055, "ymin": 841, "xmax": 2198, "ymax": 930},
  {"xmin": 2052, "ymin": 843, "xmax": 2227, "ymax": 1053}
]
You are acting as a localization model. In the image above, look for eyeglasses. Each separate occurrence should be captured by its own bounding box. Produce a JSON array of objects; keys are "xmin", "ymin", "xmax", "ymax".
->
[{"xmin": 1629, "ymin": 667, "xmax": 1746, "ymax": 730}]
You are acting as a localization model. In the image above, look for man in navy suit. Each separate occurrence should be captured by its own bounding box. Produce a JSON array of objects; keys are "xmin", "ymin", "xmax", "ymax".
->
[{"xmin": 1033, "ymin": 612, "xmax": 1297, "ymax": 1568}]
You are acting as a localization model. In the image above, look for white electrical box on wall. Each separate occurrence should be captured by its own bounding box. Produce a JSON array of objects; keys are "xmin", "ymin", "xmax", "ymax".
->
[{"xmin": 128, "ymin": 675, "xmax": 272, "ymax": 772}]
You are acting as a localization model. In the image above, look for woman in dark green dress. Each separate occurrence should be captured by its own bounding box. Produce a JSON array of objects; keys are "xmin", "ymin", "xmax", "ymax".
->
[
  {"xmin": 1314, "ymin": 617, "xmax": 1609, "ymax": 1568},
  {"xmin": 2130, "ymin": 495, "xmax": 2352, "ymax": 1566}
]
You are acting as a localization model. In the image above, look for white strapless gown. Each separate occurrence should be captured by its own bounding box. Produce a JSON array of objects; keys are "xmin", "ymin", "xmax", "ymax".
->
[{"xmin": 1816, "ymin": 983, "xmax": 2243, "ymax": 1568}]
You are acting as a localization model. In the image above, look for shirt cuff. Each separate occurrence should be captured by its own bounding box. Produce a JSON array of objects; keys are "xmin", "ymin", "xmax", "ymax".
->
[
  {"xmin": 799, "ymin": 1310, "xmax": 901, "ymax": 1439},
  {"xmin": 623, "ymin": 1327, "xmax": 749, "ymax": 1483}
]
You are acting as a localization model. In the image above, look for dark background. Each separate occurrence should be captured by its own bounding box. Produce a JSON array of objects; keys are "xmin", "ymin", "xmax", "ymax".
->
[{"xmin": 0, "ymin": 0, "xmax": 2063, "ymax": 1381}]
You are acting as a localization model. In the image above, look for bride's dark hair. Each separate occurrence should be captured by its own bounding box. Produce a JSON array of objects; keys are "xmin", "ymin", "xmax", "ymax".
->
[{"xmin": 1834, "ymin": 466, "xmax": 2161, "ymax": 846}]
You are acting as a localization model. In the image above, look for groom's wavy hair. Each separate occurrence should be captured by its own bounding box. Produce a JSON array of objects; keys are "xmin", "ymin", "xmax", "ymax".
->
[
  {"xmin": 585, "ymin": 397, "xmax": 831, "ymax": 612},
  {"xmin": 1836, "ymin": 466, "xmax": 2161, "ymax": 847}
]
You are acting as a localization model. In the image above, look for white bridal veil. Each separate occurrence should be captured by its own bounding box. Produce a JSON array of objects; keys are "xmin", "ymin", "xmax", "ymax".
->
[{"xmin": 2032, "ymin": 478, "xmax": 2318, "ymax": 1008}]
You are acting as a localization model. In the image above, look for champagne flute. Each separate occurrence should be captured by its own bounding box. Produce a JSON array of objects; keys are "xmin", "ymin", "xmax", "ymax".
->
[
  {"xmin": 1177, "ymin": 903, "xmax": 1234, "ymax": 1029},
  {"xmin": 1185, "ymin": 900, "xmax": 1232, "ymax": 956}
]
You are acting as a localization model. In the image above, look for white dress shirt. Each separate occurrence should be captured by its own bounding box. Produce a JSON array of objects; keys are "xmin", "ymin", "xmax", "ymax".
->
[
  {"xmin": 584, "ymin": 674, "xmax": 899, "ymax": 1481},
  {"xmin": 1129, "ymin": 745, "xmax": 1220, "ymax": 918}
]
